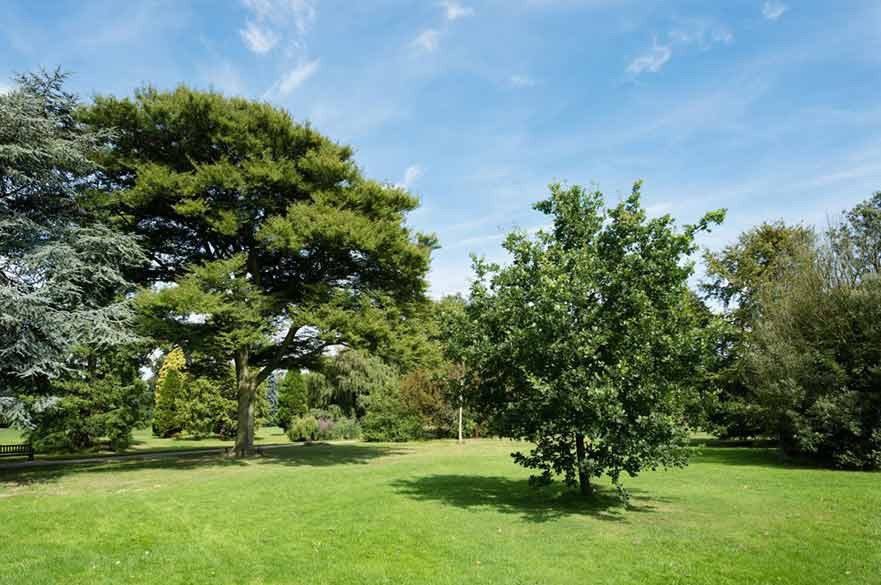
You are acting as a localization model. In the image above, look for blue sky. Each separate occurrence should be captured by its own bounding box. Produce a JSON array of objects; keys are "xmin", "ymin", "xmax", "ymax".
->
[{"xmin": 3, "ymin": 0, "xmax": 880, "ymax": 296}]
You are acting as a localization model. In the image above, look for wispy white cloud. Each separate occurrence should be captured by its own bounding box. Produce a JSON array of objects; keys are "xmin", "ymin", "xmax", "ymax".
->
[
  {"xmin": 441, "ymin": 1, "xmax": 474, "ymax": 21},
  {"xmin": 239, "ymin": 0, "xmax": 316, "ymax": 54},
  {"xmin": 274, "ymin": 59, "xmax": 319, "ymax": 96},
  {"xmin": 243, "ymin": 0, "xmax": 316, "ymax": 33},
  {"xmin": 668, "ymin": 20, "xmax": 734, "ymax": 48},
  {"xmin": 397, "ymin": 165, "xmax": 424, "ymax": 189},
  {"xmin": 629, "ymin": 19, "xmax": 733, "ymax": 76},
  {"xmin": 627, "ymin": 43, "xmax": 672, "ymax": 75},
  {"xmin": 240, "ymin": 21, "xmax": 278, "ymax": 54},
  {"xmin": 413, "ymin": 29, "xmax": 441, "ymax": 52},
  {"xmin": 762, "ymin": 1, "xmax": 788, "ymax": 21},
  {"xmin": 509, "ymin": 74, "xmax": 536, "ymax": 88}
]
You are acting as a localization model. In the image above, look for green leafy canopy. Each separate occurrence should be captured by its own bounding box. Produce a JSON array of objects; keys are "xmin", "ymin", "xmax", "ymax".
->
[{"xmin": 454, "ymin": 181, "xmax": 724, "ymax": 496}]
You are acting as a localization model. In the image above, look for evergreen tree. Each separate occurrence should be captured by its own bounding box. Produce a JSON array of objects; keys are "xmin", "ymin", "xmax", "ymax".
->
[
  {"xmin": 152, "ymin": 347, "xmax": 187, "ymax": 437},
  {"xmin": 82, "ymin": 87, "xmax": 433, "ymax": 454},
  {"xmin": 0, "ymin": 69, "xmax": 144, "ymax": 427},
  {"xmin": 275, "ymin": 370, "xmax": 308, "ymax": 431}
]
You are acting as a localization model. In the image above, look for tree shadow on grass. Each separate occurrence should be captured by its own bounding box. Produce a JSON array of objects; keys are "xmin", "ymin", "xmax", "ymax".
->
[
  {"xmin": 0, "ymin": 442, "xmax": 406, "ymax": 489},
  {"xmin": 689, "ymin": 446, "xmax": 828, "ymax": 470},
  {"xmin": 391, "ymin": 474, "xmax": 665, "ymax": 524}
]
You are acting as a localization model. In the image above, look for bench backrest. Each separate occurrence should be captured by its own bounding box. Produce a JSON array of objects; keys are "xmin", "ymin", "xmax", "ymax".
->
[{"xmin": 0, "ymin": 443, "xmax": 33, "ymax": 455}]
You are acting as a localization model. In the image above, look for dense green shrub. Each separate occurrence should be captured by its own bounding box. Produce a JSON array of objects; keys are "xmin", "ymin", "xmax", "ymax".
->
[
  {"xmin": 361, "ymin": 382, "xmax": 423, "ymax": 442},
  {"xmin": 153, "ymin": 357, "xmax": 245, "ymax": 439},
  {"xmin": 313, "ymin": 416, "xmax": 362, "ymax": 440},
  {"xmin": 748, "ymin": 259, "xmax": 881, "ymax": 469},
  {"xmin": 362, "ymin": 409, "xmax": 423, "ymax": 442},
  {"xmin": 177, "ymin": 378, "xmax": 238, "ymax": 439},
  {"xmin": 398, "ymin": 366, "xmax": 479, "ymax": 438},
  {"xmin": 329, "ymin": 417, "xmax": 362, "ymax": 440},
  {"xmin": 288, "ymin": 415, "xmax": 320, "ymax": 442},
  {"xmin": 26, "ymin": 375, "xmax": 150, "ymax": 452},
  {"xmin": 275, "ymin": 370, "xmax": 308, "ymax": 431}
]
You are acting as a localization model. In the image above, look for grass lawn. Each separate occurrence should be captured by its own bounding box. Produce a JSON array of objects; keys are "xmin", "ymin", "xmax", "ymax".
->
[
  {"xmin": 0, "ymin": 426, "xmax": 290, "ymax": 459},
  {"xmin": 1, "ymin": 440, "xmax": 879, "ymax": 585}
]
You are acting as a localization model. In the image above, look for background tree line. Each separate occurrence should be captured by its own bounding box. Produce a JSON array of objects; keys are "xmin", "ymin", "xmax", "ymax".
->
[{"xmin": 1, "ymin": 70, "xmax": 878, "ymax": 497}]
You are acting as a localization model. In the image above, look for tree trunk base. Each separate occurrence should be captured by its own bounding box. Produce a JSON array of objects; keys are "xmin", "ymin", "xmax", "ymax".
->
[
  {"xmin": 575, "ymin": 432, "xmax": 592, "ymax": 497},
  {"xmin": 230, "ymin": 446, "xmax": 263, "ymax": 458}
]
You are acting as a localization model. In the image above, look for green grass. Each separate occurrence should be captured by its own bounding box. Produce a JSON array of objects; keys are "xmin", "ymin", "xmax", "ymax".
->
[
  {"xmin": 1, "ymin": 440, "xmax": 879, "ymax": 585},
  {"xmin": 0, "ymin": 426, "xmax": 290, "ymax": 459}
]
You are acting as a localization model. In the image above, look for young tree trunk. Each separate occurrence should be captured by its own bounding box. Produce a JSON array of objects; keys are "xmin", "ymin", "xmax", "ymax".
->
[
  {"xmin": 234, "ymin": 351, "xmax": 257, "ymax": 456},
  {"xmin": 458, "ymin": 402, "xmax": 463, "ymax": 443},
  {"xmin": 575, "ymin": 432, "xmax": 592, "ymax": 497}
]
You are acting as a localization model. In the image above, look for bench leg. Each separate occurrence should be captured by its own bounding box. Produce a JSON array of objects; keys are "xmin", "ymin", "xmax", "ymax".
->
[{"xmin": 28, "ymin": 452, "xmax": 34, "ymax": 461}]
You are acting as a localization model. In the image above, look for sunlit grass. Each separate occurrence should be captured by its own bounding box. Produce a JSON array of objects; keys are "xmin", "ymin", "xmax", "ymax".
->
[
  {"xmin": 0, "ymin": 426, "xmax": 290, "ymax": 460},
  {"xmin": 1, "ymin": 439, "xmax": 879, "ymax": 584}
]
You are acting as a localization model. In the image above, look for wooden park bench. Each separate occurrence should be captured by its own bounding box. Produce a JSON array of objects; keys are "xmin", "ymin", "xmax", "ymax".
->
[{"xmin": 0, "ymin": 443, "xmax": 34, "ymax": 461}]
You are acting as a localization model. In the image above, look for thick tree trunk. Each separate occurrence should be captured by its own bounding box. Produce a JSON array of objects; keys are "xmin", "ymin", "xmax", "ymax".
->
[
  {"xmin": 234, "ymin": 350, "xmax": 257, "ymax": 456},
  {"xmin": 575, "ymin": 432, "xmax": 592, "ymax": 497}
]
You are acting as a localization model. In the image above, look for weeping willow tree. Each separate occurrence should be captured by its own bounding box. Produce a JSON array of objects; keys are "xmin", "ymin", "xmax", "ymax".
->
[{"xmin": 0, "ymin": 69, "xmax": 144, "ymax": 428}]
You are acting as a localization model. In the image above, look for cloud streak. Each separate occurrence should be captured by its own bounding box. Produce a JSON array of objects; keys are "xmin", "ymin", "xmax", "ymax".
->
[
  {"xmin": 267, "ymin": 59, "xmax": 320, "ymax": 96},
  {"xmin": 240, "ymin": 21, "xmax": 278, "ymax": 54},
  {"xmin": 413, "ymin": 29, "xmax": 440, "ymax": 52},
  {"xmin": 629, "ymin": 19, "xmax": 734, "ymax": 77},
  {"xmin": 509, "ymin": 74, "xmax": 536, "ymax": 88},
  {"xmin": 628, "ymin": 43, "xmax": 672, "ymax": 75},
  {"xmin": 397, "ymin": 165, "xmax": 424, "ymax": 189},
  {"xmin": 441, "ymin": 2, "xmax": 474, "ymax": 21},
  {"xmin": 762, "ymin": 1, "xmax": 788, "ymax": 21},
  {"xmin": 239, "ymin": 0, "xmax": 317, "ymax": 55}
]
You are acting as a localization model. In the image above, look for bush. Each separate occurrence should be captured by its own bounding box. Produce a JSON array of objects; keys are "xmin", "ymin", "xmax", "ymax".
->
[
  {"xmin": 748, "ymin": 272, "xmax": 881, "ymax": 468},
  {"xmin": 362, "ymin": 409, "xmax": 423, "ymax": 442},
  {"xmin": 27, "ymin": 375, "xmax": 150, "ymax": 453},
  {"xmin": 331, "ymin": 417, "xmax": 362, "ymax": 440},
  {"xmin": 288, "ymin": 415, "xmax": 319, "ymax": 442},
  {"xmin": 177, "ymin": 378, "xmax": 237, "ymax": 439},
  {"xmin": 275, "ymin": 370, "xmax": 308, "ymax": 431},
  {"xmin": 312, "ymin": 416, "xmax": 362, "ymax": 440}
]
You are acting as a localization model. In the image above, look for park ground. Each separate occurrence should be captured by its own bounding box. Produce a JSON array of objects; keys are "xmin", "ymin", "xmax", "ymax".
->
[{"xmin": 1, "ymin": 438, "xmax": 879, "ymax": 585}]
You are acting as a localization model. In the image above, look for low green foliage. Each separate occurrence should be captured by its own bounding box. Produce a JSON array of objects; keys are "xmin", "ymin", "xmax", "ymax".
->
[
  {"xmin": 323, "ymin": 416, "xmax": 362, "ymax": 441},
  {"xmin": 275, "ymin": 370, "xmax": 308, "ymax": 431},
  {"xmin": 361, "ymin": 384, "xmax": 424, "ymax": 442},
  {"xmin": 25, "ymin": 374, "xmax": 150, "ymax": 452},
  {"xmin": 288, "ymin": 415, "xmax": 320, "ymax": 442}
]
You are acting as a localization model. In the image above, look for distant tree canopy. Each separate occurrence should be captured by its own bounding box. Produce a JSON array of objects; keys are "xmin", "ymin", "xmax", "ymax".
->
[
  {"xmin": 703, "ymin": 221, "xmax": 815, "ymax": 328},
  {"xmin": 743, "ymin": 193, "xmax": 881, "ymax": 469},
  {"xmin": 701, "ymin": 221, "xmax": 815, "ymax": 438},
  {"xmin": 81, "ymin": 87, "xmax": 435, "ymax": 453},
  {"xmin": 452, "ymin": 182, "xmax": 724, "ymax": 497}
]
